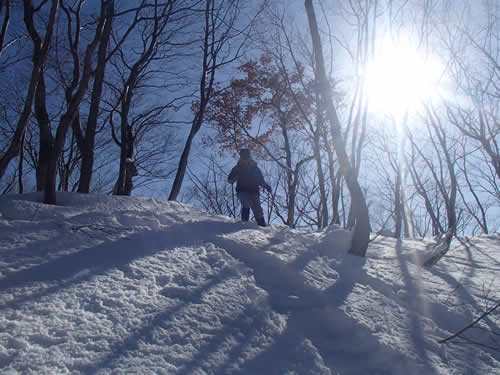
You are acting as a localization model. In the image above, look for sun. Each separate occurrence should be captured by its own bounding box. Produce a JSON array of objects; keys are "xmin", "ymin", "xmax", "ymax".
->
[{"xmin": 364, "ymin": 35, "xmax": 444, "ymax": 119}]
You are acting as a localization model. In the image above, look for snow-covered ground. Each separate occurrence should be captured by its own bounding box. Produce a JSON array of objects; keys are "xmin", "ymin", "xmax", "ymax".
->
[{"xmin": 0, "ymin": 192, "xmax": 498, "ymax": 375}]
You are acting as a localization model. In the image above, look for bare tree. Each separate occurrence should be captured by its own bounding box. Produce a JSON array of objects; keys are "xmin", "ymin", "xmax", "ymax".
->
[
  {"xmin": 168, "ymin": 0, "xmax": 264, "ymax": 201},
  {"xmin": 0, "ymin": 0, "xmax": 59, "ymax": 183},
  {"xmin": 369, "ymin": 116, "xmax": 411, "ymax": 238},
  {"xmin": 258, "ymin": 6, "xmax": 331, "ymax": 228},
  {"xmin": 406, "ymin": 138, "xmax": 445, "ymax": 237},
  {"xmin": 188, "ymin": 155, "xmax": 234, "ymax": 217},
  {"xmin": 34, "ymin": 0, "xmax": 112, "ymax": 204},
  {"xmin": 447, "ymin": 103, "xmax": 499, "ymax": 181},
  {"xmin": 442, "ymin": 0, "xmax": 499, "ymax": 182},
  {"xmin": 205, "ymin": 51, "xmax": 316, "ymax": 228},
  {"xmin": 437, "ymin": 0, "xmax": 499, "ymax": 235},
  {"xmin": 403, "ymin": 105, "xmax": 459, "ymax": 267},
  {"xmin": 305, "ymin": 0, "xmax": 370, "ymax": 256},
  {"xmin": 71, "ymin": 0, "xmax": 114, "ymax": 193},
  {"xmin": 455, "ymin": 140, "xmax": 490, "ymax": 234},
  {"xmin": 107, "ymin": 0, "xmax": 184, "ymax": 196}
]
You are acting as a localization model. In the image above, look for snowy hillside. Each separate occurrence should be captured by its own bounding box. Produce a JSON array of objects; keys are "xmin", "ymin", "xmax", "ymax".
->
[{"xmin": 0, "ymin": 193, "xmax": 498, "ymax": 375}]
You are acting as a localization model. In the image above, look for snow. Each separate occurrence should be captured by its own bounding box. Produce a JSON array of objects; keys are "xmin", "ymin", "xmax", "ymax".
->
[{"xmin": 0, "ymin": 192, "xmax": 498, "ymax": 375}]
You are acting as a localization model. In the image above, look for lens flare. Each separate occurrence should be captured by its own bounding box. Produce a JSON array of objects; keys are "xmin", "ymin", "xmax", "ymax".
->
[{"xmin": 364, "ymin": 35, "xmax": 444, "ymax": 118}]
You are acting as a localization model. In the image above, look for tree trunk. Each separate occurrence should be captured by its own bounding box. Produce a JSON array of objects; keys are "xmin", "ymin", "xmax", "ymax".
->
[
  {"xmin": 76, "ymin": 0, "xmax": 113, "ymax": 193},
  {"xmin": 0, "ymin": 0, "xmax": 59, "ymax": 182},
  {"xmin": 168, "ymin": 0, "xmax": 220, "ymax": 201},
  {"xmin": 402, "ymin": 193, "xmax": 410, "ymax": 238},
  {"xmin": 34, "ymin": 74, "xmax": 52, "ymax": 192},
  {"xmin": 424, "ymin": 133, "xmax": 457, "ymax": 266},
  {"xmin": 113, "ymin": 144, "xmax": 128, "ymax": 196},
  {"xmin": 57, "ymin": 133, "xmax": 76, "ymax": 192},
  {"xmin": 459, "ymin": 147, "xmax": 489, "ymax": 234},
  {"xmin": 123, "ymin": 157, "xmax": 137, "ymax": 196},
  {"xmin": 78, "ymin": 144, "xmax": 93, "ymax": 193},
  {"xmin": 406, "ymin": 138, "xmax": 444, "ymax": 236},
  {"xmin": 313, "ymin": 126, "xmax": 329, "ymax": 228},
  {"xmin": 322, "ymin": 127, "xmax": 341, "ymax": 225},
  {"xmin": 305, "ymin": 0, "xmax": 370, "ymax": 257},
  {"xmin": 169, "ymin": 116, "xmax": 200, "ymax": 201},
  {"xmin": 113, "ymin": 124, "xmax": 136, "ymax": 196},
  {"xmin": 331, "ymin": 174, "xmax": 342, "ymax": 225},
  {"xmin": 18, "ymin": 130, "xmax": 25, "ymax": 194},
  {"xmin": 422, "ymin": 107, "xmax": 458, "ymax": 266},
  {"xmin": 281, "ymin": 119, "xmax": 296, "ymax": 227},
  {"xmin": 41, "ymin": 1, "xmax": 109, "ymax": 204},
  {"xmin": 394, "ymin": 169, "xmax": 402, "ymax": 239},
  {"xmin": 42, "ymin": 112, "xmax": 76, "ymax": 204},
  {"xmin": 113, "ymin": 113, "xmax": 128, "ymax": 196}
]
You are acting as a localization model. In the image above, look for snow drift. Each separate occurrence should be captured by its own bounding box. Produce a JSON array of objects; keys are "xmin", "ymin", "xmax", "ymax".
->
[{"xmin": 0, "ymin": 192, "xmax": 498, "ymax": 374}]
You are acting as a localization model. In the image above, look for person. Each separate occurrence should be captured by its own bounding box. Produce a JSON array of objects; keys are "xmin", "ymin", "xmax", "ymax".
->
[{"xmin": 228, "ymin": 148, "xmax": 271, "ymax": 227}]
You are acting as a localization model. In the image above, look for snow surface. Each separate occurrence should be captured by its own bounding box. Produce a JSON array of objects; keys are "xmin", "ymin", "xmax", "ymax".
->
[{"xmin": 0, "ymin": 192, "xmax": 498, "ymax": 375}]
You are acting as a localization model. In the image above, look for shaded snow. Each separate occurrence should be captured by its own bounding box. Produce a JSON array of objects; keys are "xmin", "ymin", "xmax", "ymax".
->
[{"xmin": 0, "ymin": 192, "xmax": 498, "ymax": 374}]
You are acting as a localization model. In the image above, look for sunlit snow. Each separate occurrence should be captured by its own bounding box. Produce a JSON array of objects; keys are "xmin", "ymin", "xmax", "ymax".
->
[{"xmin": 0, "ymin": 193, "xmax": 498, "ymax": 374}]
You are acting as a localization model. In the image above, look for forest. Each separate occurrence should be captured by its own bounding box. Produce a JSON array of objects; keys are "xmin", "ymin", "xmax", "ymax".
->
[{"xmin": 0, "ymin": 0, "xmax": 498, "ymax": 256}]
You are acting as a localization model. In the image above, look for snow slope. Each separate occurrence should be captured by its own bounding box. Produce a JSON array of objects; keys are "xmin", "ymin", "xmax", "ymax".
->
[{"xmin": 0, "ymin": 192, "xmax": 498, "ymax": 375}]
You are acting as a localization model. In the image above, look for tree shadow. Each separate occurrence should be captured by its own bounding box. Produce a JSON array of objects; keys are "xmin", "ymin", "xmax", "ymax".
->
[
  {"xmin": 79, "ymin": 266, "xmax": 237, "ymax": 374},
  {"xmin": 4, "ymin": 216, "xmax": 495, "ymax": 373},
  {"xmin": 407, "ymin": 237, "xmax": 500, "ymax": 363},
  {"xmin": 177, "ymin": 304, "xmax": 272, "ymax": 375},
  {"xmin": 457, "ymin": 237, "xmax": 500, "ymax": 268},
  {"xmin": 425, "ymin": 258, "xmax": 500, "ymax": 362},
  {"xmin": 0, "ymin": 221, "xmax": 241, "ymax": 310},
  {"xmin": 426, "ymin": 239, "xmax": 497, "ymax": 324},
  {"xmin": 215, "ymin": 233, "xmax": 438, "ymax": 375},
  {"xmin": 394, "ymin": 238, "xmax": 440, "ymax": 374}
]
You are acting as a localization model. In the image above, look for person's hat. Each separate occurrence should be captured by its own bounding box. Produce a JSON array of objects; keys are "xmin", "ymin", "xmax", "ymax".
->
[{"xmin": 239, "ymin": 148, "xmax": 251, "ymax": 160}]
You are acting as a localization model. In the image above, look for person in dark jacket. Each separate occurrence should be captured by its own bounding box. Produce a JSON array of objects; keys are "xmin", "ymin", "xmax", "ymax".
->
[{"xmin": 228, "ymin": 148, "xmax": 271, "ymax": 227}]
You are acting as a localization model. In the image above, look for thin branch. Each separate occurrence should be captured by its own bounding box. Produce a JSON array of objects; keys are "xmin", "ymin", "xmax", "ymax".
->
[{"xmin": 439, "ymin": 301, "xmax": 500, "ymax": 344}]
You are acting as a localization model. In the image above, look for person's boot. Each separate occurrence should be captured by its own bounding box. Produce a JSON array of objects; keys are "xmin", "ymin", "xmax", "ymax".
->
[
  {"xmin": 256, "ymin": 217, "xmax": 266, "ymax": 227},
  {"xmin": 241, "ymin": 207, "xmax": 250, "ymax": 222}
]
